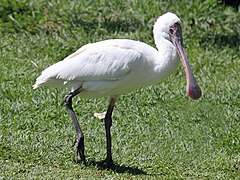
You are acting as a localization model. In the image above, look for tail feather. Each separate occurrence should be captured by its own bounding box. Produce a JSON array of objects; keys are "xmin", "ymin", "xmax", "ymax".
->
[
  {"xmin": 32, "ymin": 83, "xmax": 41, "ymax": 89},
  {"xmin": 33, "ymin": 60, "xmax": 65, "ymax": 89}
]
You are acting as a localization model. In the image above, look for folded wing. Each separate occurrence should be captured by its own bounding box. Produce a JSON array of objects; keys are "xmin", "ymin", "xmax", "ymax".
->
[{"xmin": 33, "ymin": 41, "xmax": 143, "ymax": 90}]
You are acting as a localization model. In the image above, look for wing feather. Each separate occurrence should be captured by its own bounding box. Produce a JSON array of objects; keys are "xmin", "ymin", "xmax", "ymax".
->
[{"xmin": 33, "ymin": 41, "xmax": 143, "ymax": 89}]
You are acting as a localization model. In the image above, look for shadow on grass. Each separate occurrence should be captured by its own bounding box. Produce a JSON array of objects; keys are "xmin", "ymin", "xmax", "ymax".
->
[
  {"xmin": 200, "ymin": 33, "xmax": 240, "ymax": 49},
  {"xmin": 70, "ymin": 15, "xmax": 144, "ymax": 35},
  {"xmin": 87, "ymin": 159, "xmax": 147, "ymax": 175}
]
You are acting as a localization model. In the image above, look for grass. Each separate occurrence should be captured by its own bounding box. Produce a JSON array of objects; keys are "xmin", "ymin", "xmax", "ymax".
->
[{"xmin": 0, "ymin": 0, "xmax": 240, "ymax": 179}]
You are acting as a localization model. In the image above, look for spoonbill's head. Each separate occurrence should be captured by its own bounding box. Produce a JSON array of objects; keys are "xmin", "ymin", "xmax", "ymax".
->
[
  {"xmin": 153, "ymin": 12, "xmax": 181, "ymax": 41},
  {"xmin": 154, "ymin": 12, "xmax": 202, "ymax": 100}
]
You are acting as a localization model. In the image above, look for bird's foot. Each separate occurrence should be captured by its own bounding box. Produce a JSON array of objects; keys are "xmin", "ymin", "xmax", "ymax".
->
[
  {"xmin": 99, "ymin": 158, "xmax": 113, "ymax": 170},
  {"xmin": 72, "ymin": 136, "xmax": 86, "ymax": 165},
  {"xmin": 105, "ymin": 158, "xmax": 113, "ymax": 170},
  {"xmin": 94, "ymin": 112, "xmax": 106, "ymax": 120}
]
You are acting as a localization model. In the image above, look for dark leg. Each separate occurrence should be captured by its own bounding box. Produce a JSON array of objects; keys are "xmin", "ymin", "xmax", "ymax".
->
[
  {"xmin": 64, "ymin": 87, "xmax": 86, "ymax": 165},
  {"xmin": 104, "ymin": 97, "xmax": 116, "ymax": 169}
]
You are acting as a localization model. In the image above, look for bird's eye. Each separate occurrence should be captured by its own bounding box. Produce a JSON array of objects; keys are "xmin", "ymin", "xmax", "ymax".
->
[{"xmin": 169, "ymin": 28, "xmax": 174, "ymax": 35}]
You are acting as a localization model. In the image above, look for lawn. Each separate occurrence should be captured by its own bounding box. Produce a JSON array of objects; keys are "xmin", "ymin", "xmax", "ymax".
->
[{"xmin": 1, "ymin": 0, "xmax": 240, "ymax": 179}]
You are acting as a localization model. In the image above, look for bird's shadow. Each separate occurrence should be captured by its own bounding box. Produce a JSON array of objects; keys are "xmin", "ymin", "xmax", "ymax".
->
[{"xmin": 87, "ymin": 159, "xmax": 147, "ymax": 175}]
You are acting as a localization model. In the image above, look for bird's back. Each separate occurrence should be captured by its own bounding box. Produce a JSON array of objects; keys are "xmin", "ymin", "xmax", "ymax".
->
[{"xmin": 33, "ymin": 39, "xmax": 170, "ymax": 98}]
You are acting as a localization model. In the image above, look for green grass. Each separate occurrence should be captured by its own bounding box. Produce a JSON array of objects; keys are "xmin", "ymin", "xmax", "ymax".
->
[{"xmin": 1, "ymin": 0, "xmax": 240, "ymax": 179}]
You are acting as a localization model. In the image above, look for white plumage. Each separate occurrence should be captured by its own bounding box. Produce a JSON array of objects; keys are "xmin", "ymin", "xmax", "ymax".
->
[
  {"xmin": 33, "ymin": 39, "xmax": 178, "ymax": 98},
  {"xmin": 33, "ymin": 12, "xmax": 201, "ymax": 169},
  {"xmin": 33, "ymin": 12, "xmax": 182, "ymax": 98}
]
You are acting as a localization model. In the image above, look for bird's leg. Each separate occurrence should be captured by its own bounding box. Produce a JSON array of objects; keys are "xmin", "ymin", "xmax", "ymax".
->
[
  {"xmin": 64, "ymin": 87, "xmax": 86, "ymax": 165},
  {"xmin": 104, "ymin": 97, "xmax": 116, "ymax": 169}
]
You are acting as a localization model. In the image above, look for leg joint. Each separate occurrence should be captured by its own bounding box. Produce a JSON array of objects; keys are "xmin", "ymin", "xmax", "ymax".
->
[{"xmin": 105, "ymin": 118, "xmax": 112, "ymax": 127}]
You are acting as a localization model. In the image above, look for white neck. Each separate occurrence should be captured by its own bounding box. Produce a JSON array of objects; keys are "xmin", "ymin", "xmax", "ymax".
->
[{"xmin": 153, "ymin": 37, "xmax": 180, "ymax": 77}]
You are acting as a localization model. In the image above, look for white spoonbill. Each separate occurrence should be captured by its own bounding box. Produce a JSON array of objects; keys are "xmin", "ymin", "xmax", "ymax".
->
[{"xmin": 33, "ymin": 12, "xmax": 202, "ymax": 169}]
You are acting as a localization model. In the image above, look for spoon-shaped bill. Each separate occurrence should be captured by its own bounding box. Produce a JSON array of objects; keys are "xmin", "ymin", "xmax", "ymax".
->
[{"xmin": 170, "ymin": 23, "xmax": 202, "ymax": 100}]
